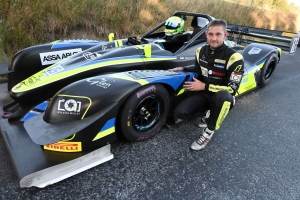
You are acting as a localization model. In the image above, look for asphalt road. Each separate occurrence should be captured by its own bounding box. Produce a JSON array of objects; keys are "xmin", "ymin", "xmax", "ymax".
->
[{"xmin": 0, "ymin": 48, "xmax": 300, "ymax": 200}]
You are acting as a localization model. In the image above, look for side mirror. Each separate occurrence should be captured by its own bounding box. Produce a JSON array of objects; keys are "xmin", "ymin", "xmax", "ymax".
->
[
  {"xmin": 144, "ymin": 44, "xmax": 152, "ymax": 58},
  {"xmin": 108, "ymin": 33, "xmax": 114, "ymax": 42}
]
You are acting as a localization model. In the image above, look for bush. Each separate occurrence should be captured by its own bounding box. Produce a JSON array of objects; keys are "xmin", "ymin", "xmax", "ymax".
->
[{"xmin": 0, "ymin": 0, "xmax": 299, "ymax": 61}]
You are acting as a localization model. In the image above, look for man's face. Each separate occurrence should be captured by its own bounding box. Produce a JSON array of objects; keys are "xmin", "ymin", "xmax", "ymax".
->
[{"xmin": 206, "ymin": 25, "xmax": 228, "ymax": 50}]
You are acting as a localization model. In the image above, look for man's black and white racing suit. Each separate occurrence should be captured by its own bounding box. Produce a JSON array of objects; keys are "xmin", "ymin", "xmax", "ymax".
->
[{"xmin": 175, "ymin": 43, "xmax": 244, "ymax": 130}]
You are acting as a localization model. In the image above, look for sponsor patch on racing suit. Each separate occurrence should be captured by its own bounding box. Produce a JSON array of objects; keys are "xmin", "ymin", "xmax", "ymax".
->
[{"xmin": 186, "ymin": 43, "xmax": 244, "ymax": 96}]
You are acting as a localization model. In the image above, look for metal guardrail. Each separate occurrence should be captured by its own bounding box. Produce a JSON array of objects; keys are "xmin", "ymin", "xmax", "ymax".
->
[{"xmin": 227, "ymin": 24, "xmax": 300, "ymax": 49}]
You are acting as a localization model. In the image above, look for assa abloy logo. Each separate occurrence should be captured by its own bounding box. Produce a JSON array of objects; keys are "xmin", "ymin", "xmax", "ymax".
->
[{"xmin": 39, "ymin": 48, "xmax": 82, "ymax": 66}]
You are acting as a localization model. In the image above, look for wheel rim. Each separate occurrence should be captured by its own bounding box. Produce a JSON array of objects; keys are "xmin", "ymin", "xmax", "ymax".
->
[
  {"xmin": 264, "ymin": 60, "xmax": 275, "ymax": 80},
  {"xmin": 132, "ymin": 95, "xmax": 163, "ymax": 132}
]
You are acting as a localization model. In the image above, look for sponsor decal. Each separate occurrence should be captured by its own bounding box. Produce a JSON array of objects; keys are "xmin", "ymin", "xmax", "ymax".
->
[
  {"xmin": 201, "ymin": 67, "xmax": 208, "ymax": 77},
  {"xmin": 23, "ymin": 71, "xmax": 47, "ymax": 86},
  {"xmin": 24, "ymin": 76, "xmax": 37, "ymax": 86},
  {"xmin": 234, "ymin": 65, "xmax": 243, "ymax": 72},
  {"xmin": 58, "ymin": 99, "xmax": 82, "ymax": 115},
  {"xmin": 210, "ymin": 76, "xmax": 222, "ymax": 80},
  {"xmin": 200, "ymin": 55, "xmax": 207, "ymax": 64},
  {"xmin": 12, "ymin": 70, "xmax": 47, "ymax": 91},
  {"xmin": 101, "ymin": 44, "xmax": 121, "ymax": 51},
  {"xmin": 136, "ymin": 85, "xmax": 156, "ymax": 98},
  {"xmin": 39, "ymin": 48, "xmax": 82, "ymax": 65},
  {"xmin": 230, "ymin": 73, "xmax": 242, "ymax": 82},
  {"xmin": 241, "ymin": 77, "xmax": 248, "ymax": 83},
  {"xmin": 234, "ymin": 71, "xmax": 243, "ymax": 75},
  {"xmin": 45, "ymin": 65, "xmax": 64, "ymax": 75},
  {"xmin": 86, "ymin": 78, "xmax": 111, "ymax": 89},
  {"xmin": 214, "ymin": 59, "xmax": 226, "ymax": 64},
  {"xmin": 248, "ymin": 47, "xmax": 262, "ymax": 55},
  {"xmin": 214, "ymin": 64, "xmax": 225, "ymax": 69},
  {"xmin": 83, "ymin": 52, "xmax": 102, "ymax": 60},
  {"xmin": 209, "ymin": 70, "xmax": 225, "ymax": 77},
  {"xmin": 44, "ymin": 141, "xmax": 82, "ymax": 152}
]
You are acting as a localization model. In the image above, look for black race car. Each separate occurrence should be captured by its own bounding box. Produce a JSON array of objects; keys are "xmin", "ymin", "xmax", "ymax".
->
[{"xmin": 0, "ymin": 11, "xmax": 299, "ymax": 188}]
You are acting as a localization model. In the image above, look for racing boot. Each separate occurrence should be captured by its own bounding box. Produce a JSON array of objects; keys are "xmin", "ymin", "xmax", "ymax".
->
[{"xmin": 191, "ymin": 128, "xmax": 214, "ymax": 150}]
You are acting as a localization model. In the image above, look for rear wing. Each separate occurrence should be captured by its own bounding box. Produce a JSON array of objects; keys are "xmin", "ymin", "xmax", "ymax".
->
[{"xmin": 227, "ymin": 24, "xmax": 300, "ymax": 54}]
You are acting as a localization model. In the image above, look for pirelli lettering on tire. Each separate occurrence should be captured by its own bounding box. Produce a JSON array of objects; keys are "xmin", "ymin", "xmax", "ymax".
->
[
  {"xmin": 215, "ymin": 101, "xmax": 231, "ymax": 130},
  {"xmin": 136, "ymin": 85, "xmax": 156, "ymax": 98}
]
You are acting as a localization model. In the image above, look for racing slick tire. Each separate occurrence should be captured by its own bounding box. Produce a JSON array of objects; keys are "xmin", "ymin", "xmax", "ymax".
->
[
  {"xmin": 118, "ymin": 84, "xmax": 169, "ymax": 142},
  {"xmin": 260, "ymin": 53, "xmax": 279, "ymax": 87}
]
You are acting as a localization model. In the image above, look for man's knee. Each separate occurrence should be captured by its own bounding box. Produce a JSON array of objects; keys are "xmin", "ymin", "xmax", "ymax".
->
[
  {"xmin": 213, "ymin": 91, "xmax": 234, "ymax": 109},
  {"xmin": 213, "ymin": 91, "xmax": 233, "ymax": 103},
  {"xmin": 174, "ymin": 107, "xmax": 190, "ymax": 120}
]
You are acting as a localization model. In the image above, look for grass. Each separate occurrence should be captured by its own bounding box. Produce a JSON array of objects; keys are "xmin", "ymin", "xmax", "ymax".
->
[{"xmin": 0, "ymin": 0, "xmax": 299, "ymax": 61}]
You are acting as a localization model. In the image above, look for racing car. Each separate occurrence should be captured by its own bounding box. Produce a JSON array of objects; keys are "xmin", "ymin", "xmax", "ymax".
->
[{"xmin": 0, "ymin": 11, "xmax": 299, "ymax": 188}]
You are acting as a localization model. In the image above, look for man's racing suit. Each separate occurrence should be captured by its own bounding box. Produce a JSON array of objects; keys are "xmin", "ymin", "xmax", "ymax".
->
[{"xmin": 174, "ymin": 43, "xmax": 244, "ymax": 130}]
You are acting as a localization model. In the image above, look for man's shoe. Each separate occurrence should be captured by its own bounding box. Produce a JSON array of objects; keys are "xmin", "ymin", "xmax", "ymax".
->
[
  {"xmin": 191, "ymin": 128, "xmax": 214, "ymax": 150},
  {"xmin": 198, "ymin": 117, "xmax": 207, "ymax": 128}
]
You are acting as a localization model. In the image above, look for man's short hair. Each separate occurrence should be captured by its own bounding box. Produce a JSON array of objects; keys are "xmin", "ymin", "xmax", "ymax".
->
[{"xmin": 207, "ymin": 19, "xmax": 227, "ymax": 32}]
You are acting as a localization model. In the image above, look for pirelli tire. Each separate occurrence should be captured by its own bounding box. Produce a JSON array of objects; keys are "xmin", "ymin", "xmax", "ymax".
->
[
  {"xmin": 260, "ymin": 53, "xmax": 279, "ymax": 87},
  {"xmin": 118, "ymin": 84, "xmax": 170, "ymax": 142}
]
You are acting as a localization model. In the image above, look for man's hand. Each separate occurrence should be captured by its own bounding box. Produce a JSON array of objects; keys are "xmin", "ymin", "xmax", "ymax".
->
[
  {"xmin": 169, "ymin": 67, "xmax": 184, "ymax": 71},
  {"xmin": 183, "ymin": 77, "xmax": 205, "ymax": 91}
]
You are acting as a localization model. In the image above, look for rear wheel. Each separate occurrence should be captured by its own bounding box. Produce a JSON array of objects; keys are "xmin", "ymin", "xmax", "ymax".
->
[
  {"xmin": 118, "ymin": 84, "xmax": 169, "ymax": 142},
  {"xmin": 260, "ymin": 53, "xmax": 279, "ymax": 87}
]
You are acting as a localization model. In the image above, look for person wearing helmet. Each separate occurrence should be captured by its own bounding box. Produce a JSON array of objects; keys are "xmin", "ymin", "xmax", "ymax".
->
[{"xmin": 164, "ymin": 16, "xmax": 185, "ymax": 37}]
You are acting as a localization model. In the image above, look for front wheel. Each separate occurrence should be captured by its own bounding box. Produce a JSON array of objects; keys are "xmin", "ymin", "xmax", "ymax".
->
[
  {"xmin": 118, "ymin": 84, "xmax": 169, "ymax": 142},
  {"xmin": 260, "ymin": 53, "xmax": 279, "ymax": 87}
]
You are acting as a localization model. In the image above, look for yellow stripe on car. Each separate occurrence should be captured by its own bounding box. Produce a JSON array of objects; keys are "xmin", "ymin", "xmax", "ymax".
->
[
  {"xmin": 51, "ymin": 40, "xmax": 61, "ymax": 44},
  {"xmin": 109, "ymin": 74, "xmax": 149, "ymax": 85},
  {"xmin": 114, "ymin": 40, "xmax": 123, "ymax": 47},
  {"xmin": 93, "ymin": 127, "xmax": 115, "ymax": 141},
  {"xmin": 13, "ymin": 58, "xmax": 145, "ymax": 92},
  {"xmin": 12, "ymin": 56, "xmax": 176, "ymax": 93}
]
